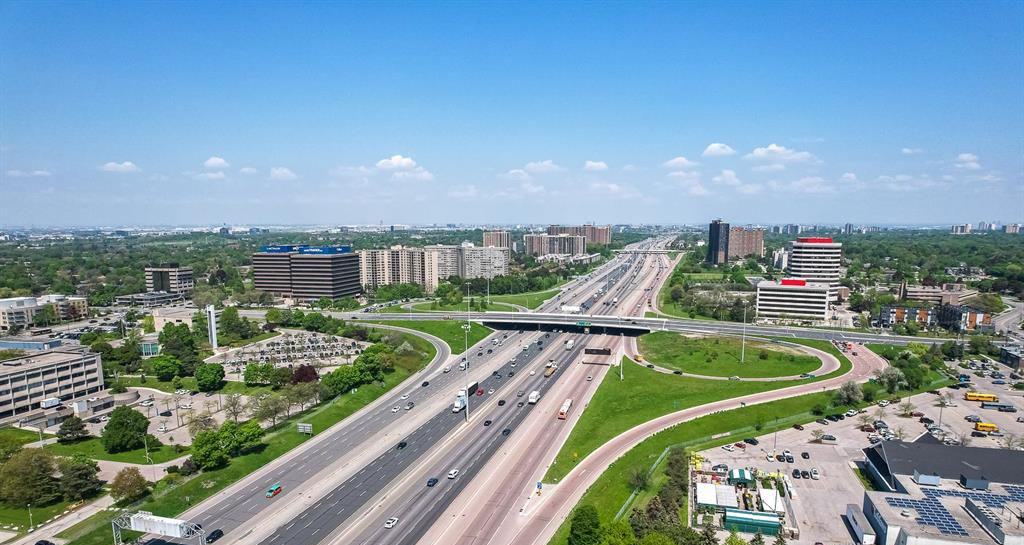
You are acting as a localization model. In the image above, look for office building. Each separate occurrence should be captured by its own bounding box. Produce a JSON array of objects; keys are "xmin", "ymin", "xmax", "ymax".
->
[
  {"xmin": 899, "ymin": 282, "xmax": 978, "ymax": 306},
  {"xmin": 359, "ymin": 246, "xmax": 427, "ymax": 289},
  {"xmin": 936, "ymin": 304, "xmax": 994, "ymax": 333},
  {"xmin": 546, "ymin": 224, "xmax": 611, "ymax": 245},
  {"xmin": 727, "ymin": 227, "xmax": 765, "ymax": 260},
  {"xmin": 843, "ymin": 223, "xmax": 854, "ymax": 235},
  {"xmin": 950, "ymin": 223, "xmax": 973, "ymax": 235},
  {"xmin": 524, "ymin": 234, "xmax": 586, "ymax": 256},
  {"xmin": 785, "ymin": 237, "xmax": 843, "ymax": 301},
  {"xmin": 878, "ymin": 306, "xmax": 935, "ymax": 328},
  {"xmin": 859, "ymin": 440, "xmax": 1024, "ymax": 545},
  {"xmin": 0, "ymin": 295, "xmax": 89, "ymax": 331},
  {"xmin": 0, "ymin": 348, "xmax": 105, "ymax": 422},
  {"xmin": 252, "ymin": 245, "xmax": 361, "ymax": 301},
  {"xmin": 460, "ymin": 243, "xmax": 509, "ymax": 279},
  {"xmin": 482, "ymin": 230, "xmax": 512, "ymax": 248},
  {"xmin": 999, "ymin": 344, "xmax": 1022, "ymax": 371},
  {"xmin": 205, "ymin": 305, "xmax": 218, "ymax": 350},
  {"xmin": 151, "ymin": 306, "xmax": 196, "ymax": 332},
  {"xmin": 115, "ymin": 291, "xmax": 186, "ymax": 308},
  {"xmin": 1004, "ymin": 224, "xmax": 1021, "ymax": 234},
  {"xmin": 706, "ymin": 219, "xmax": 730, "ymax": 265},
  {"xmin": 144, "ymin": 264, "xmax": 194, "ymax": 294},
  {"xmin": 755, "ymin": 278, "xmax": 831, "ymax": 322}
]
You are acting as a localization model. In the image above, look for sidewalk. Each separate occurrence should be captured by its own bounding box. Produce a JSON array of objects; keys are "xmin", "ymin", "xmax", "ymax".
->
[{"xmin": 4, "ymin": 495, "xmax": 115, "ymax": 545}]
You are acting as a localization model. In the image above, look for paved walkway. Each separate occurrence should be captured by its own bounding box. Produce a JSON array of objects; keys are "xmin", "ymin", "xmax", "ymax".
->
[{"xmin": 4, "ymin": 494, "xmax": 115, "ymax": 545}]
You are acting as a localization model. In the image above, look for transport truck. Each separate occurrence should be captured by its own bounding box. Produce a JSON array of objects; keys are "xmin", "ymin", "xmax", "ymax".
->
[
  {"xmin": 528, "ymin": 390, "xmax": 541, "ymax": 404},
  {"xmin": 452, "ymin": 381, "xmax": 478, "ymax": 412},
  {"xmin": 584, "ymin": 347, "xmax": 612, "ymax": 356},
  {"xmin": 544, "ymin": 364, "xmax": 557, "ymax": 377},
  {"xmin": 559, "ymin": 305, "xmax": 582, "ymax": 314},
  {"xmin": 565, "ymin": 339, "xmax": 575, "ymax": 350}
]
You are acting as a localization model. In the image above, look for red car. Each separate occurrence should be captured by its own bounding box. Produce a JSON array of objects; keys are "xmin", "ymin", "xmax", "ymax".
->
[
  {"xmin": 476, "ymin": 388, "xmax": 484, "ymax": 396},
  {"xmin": 734, "ymin": 442, "xmax": 746, "ymax": 449}
]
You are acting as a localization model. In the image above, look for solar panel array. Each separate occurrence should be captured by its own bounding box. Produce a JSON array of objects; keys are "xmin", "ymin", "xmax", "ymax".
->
[{"xmin": 883, "ymin": 484, "xmax": 1024, "ymax": 537}]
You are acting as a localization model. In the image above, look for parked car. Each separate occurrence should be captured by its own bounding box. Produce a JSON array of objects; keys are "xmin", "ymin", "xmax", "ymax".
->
[
  {"xmin": 792, "ymin": 469, "xmax": 801, "ymax": 479},
  {"xmin": 801, "ymin": 452, "xmax": 810, "ymax": 459},
  {"xmin": 810, "ymin": 468, "xmax": 820, "ymax": 480},
  {"xmin": 743, "ymin": 438, "xmax": 759, "ymax": 445}
]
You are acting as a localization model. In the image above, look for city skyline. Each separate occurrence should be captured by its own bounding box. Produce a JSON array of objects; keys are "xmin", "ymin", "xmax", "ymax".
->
[{"xmin": 2, "ymin": 2, "xmax": 1022, "ymax": 226}]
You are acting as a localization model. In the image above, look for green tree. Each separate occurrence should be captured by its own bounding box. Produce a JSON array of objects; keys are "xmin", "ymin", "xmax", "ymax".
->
[
  {"xmin": 322, "ymin": 365, "xmax": 363, "ymax": 398},
  {"xmin": 32, "ymin": 304, "xmax": 58, "ymax": 326},
  {"xmin": 833, "ymin": 381, "xmax": 863, "ymax": 406},
  {"xmin": 59, "ymin": 454, "xmax": 103, "ymax": 501},
  {"xmin": 195, "ymin": 363, "xmax": 226, "ymax": 392},
  {"xmin": 700, "ymin": 520, "xmax": 719, "ymax": 545},
  {"xmin": 101, "ymin": 406, "xmax": 150, "ymax": 453},
  {"xmin": 109, "ymin": 467, "xmax": 149, "ymax": 502},
  {"xmin": 219, "ymin": 419, "xmax": 263, "ymax": 456},
  {"xmin": 601, "ymin": 520, "xmax": 637, "ymax": 545},
  {"xmin": 724, "ymin": 531, "xmax": 747, "ymax": 545},
  {"xmin": 190, "ymin": 430, "xmax": 229, "ymax": 470},
  {"xmin": 568, "ymin": 504, "xmax": 602, "ymax": 545},
  {"xmin": 0, "ymin": 448, "xmax": 60, "ymax": 506},
  {"xmin": 772, "ymin": 532, "xmax": 786, "ymax": 545},
  {"xmin": 158, "ymin": 323, "xmax": 200, "ymax": 374},
  {"xmin": 749, "ymin": 532, "xmax": 765, "ymax": 545},
  {"xmin": 638, "ymin": 534, "xmax": 674, "ymax": 545},
  {"xmin": 142, "ymin": 315, "xmax": 156, "ymax": 333},
  {"xmin": 149, "ymin": 354, "xmax": 183, "ymax": 382},
  {"xmin": 0, "ymin": 435, "xmax": 21, "ymax": 463},
  {"xmin": 56, "ymin": 415, "xmax": 90, "ymax": 443}
]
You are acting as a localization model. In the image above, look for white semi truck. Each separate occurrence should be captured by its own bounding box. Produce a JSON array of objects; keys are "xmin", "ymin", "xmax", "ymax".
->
[
  {"xmin": 452, "ymin": 381, "xmax": 478, "ymax": 412},
  {"xmin": 528, "ymin": 390, "xmax": 541, "ymax": 404}
]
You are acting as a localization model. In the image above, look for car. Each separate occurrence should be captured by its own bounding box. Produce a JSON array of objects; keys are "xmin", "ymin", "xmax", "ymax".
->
[
  {"xmin": 159, "ymin": 410, "xmax": 172, "ymax": 417},
  {"xmin": 488, "ymin": 388, "xmax": 495, "ymax": 394},
  {"xmin": 800, "ymin": 470, "xmax": 810, "ymax": 479},
  {"xmin": 384, "ymin": 517, "xmax": 399, "ymax": 529},
  {"xmin": 587, "ymin": 375, "xmax": 593, "ymax": 381},
  {"xmin": 993, "ymin": 379, "xmax": 1006, "ymax": 385},
  {"xmin": 36, "ymin": 540, "xmax": 57, "ymax": 545},
  {"xmin": 792, "ymin": 469, "xmax": 801, "ymax": 479},
  {"xmin": 396, "ymin": 441, "xmax": 407, "ymax": 450},
  {"xmin": 421, "ymin": 381, "xmax": 430, "ymax": 387},
  {"xmin": 647, "ymin": 364, "xmax": 655, "ymax": 369},
  {"xmin": 157, "ymin": 424, "xmax": 167, "ymax": 432},
  {"xmin": 477, "ymin": 352, "xmax": 483, "ymax": 356},
  {"xmin": 721, "ymin": 444, "xmax": 735, "ymax": 452},
  {"xmin": 443, "ymin": 366, "xmax": 451, "ymax": 373},
  {"xmin": 476, "ymin": 389, "xmax": 484, "ymax": 396},
  {"xmin": 965, "ymin": 415, "xmax": 981, "ymax": 422},
  {"xmin": 205, "ymin": 529, "xmax": 224, "ymax": 543},
  {"xmin": 401, "ymin": 394, "xmax": 410, "ymax": 400},
  {"xmin": 878, "ymin": 400, "xmax": 890, "ymax": 407},
  {"xmin": 487, "ymin": 349, "xmax": 493, "ymax": 354},
  {"xmin": 801, "ymin": 452, "xmax": 810, "ymax": 459},
  {"xmin": 517, "ymin": 390, "xmax": 525, "ymax": 397},
  {"xmin": 405, "ymin": 402, "xmax": 415, "ymax": 410},
  {"xmin": 140, "ymin": 400, "xmax": 154, "ymax": 407},
  {"xmin": 743, "ymin": 438, "xmax": 759, "ymax": 446},
  {"xmin": 427, "ymin": 478, "xmax": 438, "ymax": 487},
  {"xmin": 734, "ymin": 442, "xmax": 746, "ymax": 449},
  {"xmin": 530, "ymin": 370, "xmax": 536, "ymax": 376},
  {"xmin": 810, "ymin": 468, "xmax": 820, "ymax": 480},
  {"xmin": 448, "ymin": 469, "xmax": 460, "ymax": 479},
  {"xmin": 508, "ymin": 372, "xmax": 515, "ymax": 377},
  {"xmin": 391, "ymin": 406, "xmax": 400, "ymax": 413},
  {"xmin": 99, "ymin": 415, "xmax": 110, "ymax": 422},
  {"xmin": 844, "ymin": 409, "xmax": 858, "ymax": 418},
  {"xmin": 793, "ymin": 424, "xmax": 805, "ymax": 431},
  {"xmin": 785, "ymin": 454, "xmax": 794, "ymax": 463},
  {"xmin": 919, "ymin": 416, "xmax": 933, "ymax": 424},
  {"xmin": 816, "ymin": 419, "xmax": 829, "ymax": 425},
  {"xmin": 711, "ymin": 463, "xmax": 729, "ymax": 472},
  {"xmin": 517, "ymin": 401, "xmax": 525, "ymax": 407},
  {"xmin": 502, "ymin": 428, "xmax": 512, "ymax": 436}
]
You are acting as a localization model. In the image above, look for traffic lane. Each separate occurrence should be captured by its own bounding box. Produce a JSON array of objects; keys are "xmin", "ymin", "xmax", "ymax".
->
[
  {"xmin": 256, "ymin": 337, "xmax": 561, "ymax": 545},
  {"xmin": 343, "ymin": 340, "xmax": 588, "ymax": 545}
]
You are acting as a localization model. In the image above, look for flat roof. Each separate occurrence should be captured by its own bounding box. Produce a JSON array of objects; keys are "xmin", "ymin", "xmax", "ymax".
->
[
  {"xmin": 0, "ymin": 349, "xmax": 95, "ymax": 373},
  {"xmin": 865, "ymin": 440, "xmax": 1024, "ymax": 486}
]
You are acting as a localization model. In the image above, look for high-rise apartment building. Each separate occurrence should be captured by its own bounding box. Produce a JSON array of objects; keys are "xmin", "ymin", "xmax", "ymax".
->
[
  {"xmin": 359, "ymin": 247, "xmax": 427, "ymax": 289},
  {"xmin": 460, "ymin": 243, "xmax": 509, "ymax": 279},
  {"xmin": 1004, "ymin": 224, "xmax": 1021, "ymax": 234},
  {"xmin": 524, "ymin": 234, "xmax": 586, "ymax": 256},
  {"xmin": 951, "ymin": 224, "xmax": 973, "ymax": 234},
  {"xmin": 706, "ymin": 219, "xmax": 730, "ymax": 264},
  {"xmin": 785, "ymin": 237, "xmax": 843, "ymax": 301},
  {"xmin": 482, "ymin": 230, "xmax": 512, "ymax": 248},
  {"xmin": 252, "ymin": 245, "xmax": 361, "ymax": 301},
  {"xmin": 546, "ymin": 224, "xmax": 611, "ymax": 245},
  {"xmin": 424, "ymin": 245, "xmax": 461, "ymax": 292},
  {"xmin": 727, "ymin": 227, "xmax": 764, "ymax": 260},
  {"xmin": 145, "ymin": 264, "xmax": 194, "ymax": 294}
]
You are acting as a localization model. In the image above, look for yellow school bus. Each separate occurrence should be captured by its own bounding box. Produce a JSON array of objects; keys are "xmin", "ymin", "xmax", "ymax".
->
[
  {"xmin": 964, "ymin": 392, "xmax": 998, "ymax": 402},
  {"xmin": 974, "ymin": 422, "xmax": 998, "ymax": 432}
]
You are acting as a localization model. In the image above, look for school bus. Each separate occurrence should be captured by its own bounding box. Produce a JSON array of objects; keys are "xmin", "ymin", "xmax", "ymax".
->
[
  {"xmin": 964, "ymin": 392, "xmax": 999, "ymax": 402},
  {"xmin": 974, "ymin": 422, "xmax": 998, "ymax": 433}
]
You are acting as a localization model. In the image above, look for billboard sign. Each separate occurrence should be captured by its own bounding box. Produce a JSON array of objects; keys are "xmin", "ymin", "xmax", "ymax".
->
[{"xmin": 129, "ymin": 513, "xmax": 187, "ymax": 538}]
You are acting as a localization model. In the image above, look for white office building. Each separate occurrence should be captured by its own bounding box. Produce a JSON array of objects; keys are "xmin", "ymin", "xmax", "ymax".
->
[
  {"xmin": 785, "ymin": 237, "xmax": 843, "ymax": 301},
  {"xmin": 756, "ymin": 278, "xmax": 831, "ymax": 322}
]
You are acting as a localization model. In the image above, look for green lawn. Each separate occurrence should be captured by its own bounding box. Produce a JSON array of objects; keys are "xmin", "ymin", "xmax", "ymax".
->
[
  {"xmin": 0, "ymin": 498, "xmax": 75, "ymax": 533},
  {"xmin": 0, "ymin": 426, "xmax": 48, "ymax": 446},
  {"xmin": 222, "ymin": 330, "xmax": 280, "ymax": 348},
  {"xmin": 55, "ymin": 332, "xmax": 436, "ymax": 545},
  {"xmin": 116, "ymin": 375, "xmax": 273, "ymax": 397},
  {"xmin": 365, "ymin": 320, "xmax": 492, "ymax": 353},
  {"xmin": 411, "ymin": 301, "xmax": 521, "ymax": 312},
  {"xmin": 488, "ymin": 288, "xmax": 563, "ymax": 309},
  {"xmin": 544, "ymin": 339, "xmax": 851, "ymax": 482},
  {"xmin": 637, "ymin": 332, "xmax": 821, "ymax": 378},
  {"xmin": 46, "ymin": 437, "xmax": 187, "ymax": 464}
]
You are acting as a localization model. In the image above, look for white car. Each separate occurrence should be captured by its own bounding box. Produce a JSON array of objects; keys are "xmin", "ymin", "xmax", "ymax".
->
[
  {"xmin": 810, "ymin": 468, "xmax": 820, "ymax": 480},
  {"xmin": 447, "ymin": 469, "xmax": 460, "ymax": 479},
  {"xmin": 401, "ymin": 394, "xmax": 410, "ymax": 400},
  {"xmin": 140, "ymin": 400, "xmax": 154, "ymax": 407},
  {"xmin": 391, "ymin": 406, "xmax": 400, "ymax": 413},
  {"xmin": 530, "ymin": 370, "xmax": 536, "ymax": 376},
  {"xmin": 488, "ymin": 389, "xmax": 495, "ymax": 395},
  {"xmin": 157, "ymin": 424, "xmax": 167, "ymax": 432},
  {"xmin": 384, "ymin": 517, "xmax": 399, "ymax": 529},
  {"xmin": 878, "ymin": 400, "xmax": 890, "ymax": 407},
  {"xmin": 443, "ymin": 366, "xmax": 451, "ymax": 373},
  {"xmin": 722, "ymin": 444, "xmax": 735, "ymax": 452},
  {"xmin": 586, "ymin": 376, "xmax": 593, "ymax": 382}
]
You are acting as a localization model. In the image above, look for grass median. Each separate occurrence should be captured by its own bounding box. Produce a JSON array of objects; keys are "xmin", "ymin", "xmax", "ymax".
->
[
  {"xmin": 365, "ymin": 319, "xmax": 492, "ymax": 353},
  {"xmin": 638, "ymin": 331, "xmax": 821, "ymax": 378},
  {"xmin": 54, "ymin": 333, "xmax": 436, "ymax": 545},
  {"xmin": 115, "ymin": 375, "xmax": 273, "ymax": 397},
  {"xmin": 544, "ymin": 338, "xmax": 851, "ymax": 482}
]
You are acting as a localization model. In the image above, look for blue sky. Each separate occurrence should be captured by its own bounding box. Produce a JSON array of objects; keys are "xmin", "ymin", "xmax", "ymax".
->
[{"xmin": 1, "ymin": 1, "xmax": 1022, "ymax": 227}]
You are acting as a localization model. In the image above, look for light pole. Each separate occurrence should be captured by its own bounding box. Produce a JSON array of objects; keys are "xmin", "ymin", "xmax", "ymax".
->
[
  {"xmin": 741, "ymin": 304, "xmax": 748, "ymax": 364},
  {"xmin": 27, "ymin": 503, "xmax": 33, "ymax": 530},
  {"xmin": 464, "ymin": 283, "xmax": 471, "ymax": 423}
]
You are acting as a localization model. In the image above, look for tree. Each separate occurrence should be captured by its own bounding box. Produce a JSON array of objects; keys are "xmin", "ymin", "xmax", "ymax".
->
[
  {"xmin": 186, "ymin": 412, "xmax": 217, "ymax": 438},
  {"xmin": 195, "ymin": 363, "xmax": 226, "ymax": 392},
  {"xmin": 159, "ymin": 323, "xmax": 200, "ymax": 374},
  {"xmin": 102, "ymin": 406, "xmax": 150, "ymax": 453},
  {"xmin": 33, "ymin": 304, "xmax": 58, "ymax": 326},
  {"xmin": 223, "ymin": 394, "xmax": 246, "ymax": 422},
  {"xmin": 142, "ymin": 315, "xmax": 156, "ymax": 333},
  {"xmin": 857, "ymin": 414, "xmax": 873, "ymax": 429},
  {"xmin": 772, "ymin": 531, "xmax": 786, "ymax": 545},
  {"xmin": 59, "ymin": 454, "xmax": 103, "ymax": 501},
  {"xmin": 291, "ymin": 364, "xmax": 319, "ymax": 384},
  {"xmin": 811, "ymin": 429, "xmax": 825, "ymax": 442},
  {"xmin": 833, "ymin": 381, "xmax": 863, "ymax": 406},
  {"xmin": 321, "ymin": 365, "xmax": 363, "ymax": 398},
  {"xmin": 244, "ymin": 362, "xmax": 277, "ymax": 386},
  {"xmin": 56, "ymin": 415, "xmax": 90, "ymax": 443},
  {"xmin": 874, "ymin": 366, "xmax": 907, "ymax": 394},
  {"xmin": 601, "ymin": 520, "xmax": 637, "ymax": 545},
  {"xmin": 629, "ymin": 467, "xmax": 650, "ymax": 490},
  {"xmin": 250, "ymin": 394, "xmax": 288, "ymax": 426},
  {"xmin": 219, "ymin": 420, "xmax": 264, "ymax": 456},
  {"xmin": 149, "ymin": 355, "xmax": 184, "ymax": 382},
  {"xmin": 568, "ymin": 504, "xmax": 602, "ymax": 545},
  {"xmin": 750, "ymin": 532, "xmax": 766, "ymax": 545},
  {"xmin": 0, "ymin": 448, "xmax": 60, "ymax": 506},
  {"xmin": 724, "ymin": 531, "xmax": 747, "ymax": 545},
  {"xmin": 897, "ymin": 401, "xmax": 916, "ymax": 417},
  {"xmin": 109, "ymin": 467, "xmax": 149, "ymax": 502},
  {"xmin": 0, "ymin": 435, "xmax": 21, "ymax": 463},
  {"xmin": 190, "ymin": 430, "xmax": 229, "ymax": 470},
  {"xmin": 639, "ymin": 535, "xmax": 674, "ymax": 545},
  {"xmin": 700, "ymin": 520, "xmax": 719, "ymax": 545}
]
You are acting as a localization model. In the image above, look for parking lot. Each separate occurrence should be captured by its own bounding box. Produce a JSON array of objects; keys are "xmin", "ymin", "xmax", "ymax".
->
[
  {"xmin": 213, "ymin": 329, "xmax": 369, "ymax": 381},
  {"xmin": 79, "ymin": 388, "xmax": 243, "ymax": 446}
]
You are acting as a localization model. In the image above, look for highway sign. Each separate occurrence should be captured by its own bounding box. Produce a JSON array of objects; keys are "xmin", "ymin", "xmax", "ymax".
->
[
  {"xmin": 297, "ymin": 423, "xmax": 313, "ymax": 435},
  {"xmin": 576, "ymin": 321, "xmax": 592, "ymax": 327}
]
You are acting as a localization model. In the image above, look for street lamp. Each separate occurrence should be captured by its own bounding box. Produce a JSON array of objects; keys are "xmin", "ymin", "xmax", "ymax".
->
[
  {"xmin": 741, "ymin": 304, "xmax": 748, "ymax": 364},
  {"xmin": 27, "ymin": 503, "xmax": 33, "ymax": 530}
]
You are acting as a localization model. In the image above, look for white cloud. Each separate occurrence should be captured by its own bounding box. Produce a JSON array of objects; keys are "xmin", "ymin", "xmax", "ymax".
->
[
  {"xmin": 752, "ymin": 163, "xmax": 785, "ymax": 173},
  {"xmin": 663, "ymin": 156, "xmax": 699, "ymax": 169},
  {"xmin": 195, "ymin": 171, "xmax": 227, "ymax": 181},
  {"xmin": 686, "ymin": 183, "xmax": 709, "ymax": 196},
  {"xmin": 329, "ymin": 165, "xmax": 374, "ymax": 179},
  {"xmin": 770, "ymin": 176, "xmax": 833, "ymax": 193},
  {"xmin": 203, "ymin": 156, "xmax": 230, "ymax": 169},
  {"xmin": 375, "ymin": 155, "xmax": 418, "ymax": 171},
  {"xmin": 501, "ymin": 169, "xmax": 532, "ymax": 181},
  {"xmin": 841, "ymin": 172, "xmax": 858, "ymax": 182},
  {"xmin": 954, "ymin": 153, "xmax": 981, "ymax": 170},
  {"xmin": 712, "ymin": 169, "xmax": 741, "ymax": 186},
  {"xmin": 666, "ymin": 170, "xmax": 701, "ymax": 181},
  {"xmin": 5, "ymin": 169, "xmax": 52, "ymax": 178},
  {"xmin": 269, "ymin": 167, "xmax": 298, "ymax": 181},
  {"xmin": 239, "ymin": 167, "xmax": 260, "ymax": 175},
  {"xmin": 901, "ymin": 147, "xmax": 923, "ymax": 155},
  {"xmin": 100, "ymin": 161, "xmax": 141, "ymax": 173},
  {"xmin": 702, "ymin": 143, "xmax": 736, "ymax": 157},
  {"xmin": 583, "ymin": 160, "xmax": 608, "ymax": 172},
  {"xmin": 743, "ymin": 143, "xmax": 817, "ymax": 164},
  {"xmin": 525, "ymin": 160, "xmax": 565, "ymax": 173},
  {"xmin": 874, "ymin": 174, "xmax": 941, "ymax": 192},
  {"xmin": 736, "ymin": 184, "xmax": 763, "ymax": 195},
  {"xmin": 520, "ymin": 180, "xmax": 546, "ymax": 194},
  {"xmin": 391, "ymin": 166, "xmax": 434, "ymax": 181},
  {"xmin": 448, "ymin": 185, "xmax": 478, "ymax": 199},
  {"xmin": 971, "ymin": 173, "xmax": 1002, "ymax": 182}
]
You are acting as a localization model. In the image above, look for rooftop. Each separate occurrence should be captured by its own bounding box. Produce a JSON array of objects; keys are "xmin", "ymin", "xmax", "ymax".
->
[
  {"xmin": 866, "ymin": 440, "xmax": 1024, "ymax": 487},
  {"xmin": 0, "ymin": 348, "xmax": 96, "ymax": 373}
]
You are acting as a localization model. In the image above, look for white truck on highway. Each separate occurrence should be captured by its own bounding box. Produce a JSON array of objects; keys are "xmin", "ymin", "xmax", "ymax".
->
[
  {"xmin": 565, "ymin": 339, "xmax": 575, "ymax": 350},
  {"xmin": 452, "ymin": 381, "xmax": 478, "ymax": 412},
  {"xmin": 559, "ymin": 305, "xmax": 582, "ymax": 314},
  {"xmin": 528, "ymin": 390, "xmax": 541, "ymax": 404}
]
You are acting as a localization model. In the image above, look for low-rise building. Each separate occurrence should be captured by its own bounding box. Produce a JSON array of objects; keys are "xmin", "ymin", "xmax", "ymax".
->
[
  {"xmin": 878, "ymin": 305, "xmax": 936, "ymax": 327},
  {"xmin": 0, "ymin": 348, "xmax": 105, "ymax": 423},
  {"xmin": 755, "ymin": 278, "xmax": 831, "ymax": 322},
  {"xmin": 151, "ymin": 306, "xmax": 196, "ymax": 332},
  {"xmin": 936, "ymin": 304, "xmax": 994, "ymax": 333},
  {"xmin": 145, "ymin": 263, "xmax": 194, "ymax": 294},
  {"xmin": 899, "ymin": 282, "xmax": 978, "ymax": 306},
  {"xmin": 999, "ymin": 344, "xmax": 1022, "ymax": 371},
  {"xmin": 115, "ymin": 291, "xmax": 187, "ymax": 308},
  {"xmin": 0, "ymin": 295, "xmax": 89, "ymax": 331}
]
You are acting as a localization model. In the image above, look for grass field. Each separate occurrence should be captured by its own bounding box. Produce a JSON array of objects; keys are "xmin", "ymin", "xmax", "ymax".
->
[
  {"xmin": 638, "ymin": 332, "xmax": 822, "ymax": 378},
  {"xmin": 488, "ymin": 288, "xmax": 563, "ymax": 309},
  {"xmin": 366, "ymin": 320, "xmax": 492, "ymax": 353},
  {"xmin": 222, "ymin": 330, "xmax": 279, "ymax": 348},
  {"xmin": 410, "ymin": 301, "xmax": 520, "ymax": 312},
  {"xmin": 0, "ymin": 498, "xmax": 75, "ymax": 533},
  {"xmin": 55, "ymin": 332, "xmax": 436, "ymax": 545},
  {"xmin": 46, "ymin": 437, "xmax": 186, "ymax": 464},
  {"xmin": 0, "ymin": 426, "xmax": 47, "ymax": 446},
  {"xmin": 544, "ymin": 339, "xmax": 851, "ymax": 482},
  {"xmin": 116, "ymin": 375, "xmax": 273, "ymax": 397}
]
